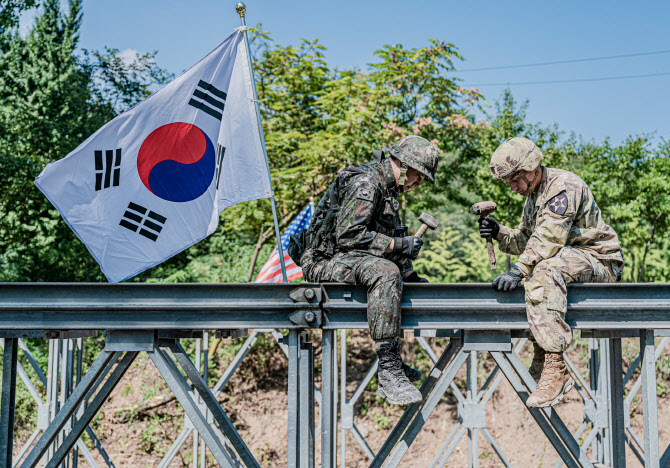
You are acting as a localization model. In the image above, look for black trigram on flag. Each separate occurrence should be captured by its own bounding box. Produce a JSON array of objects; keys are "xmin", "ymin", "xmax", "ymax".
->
[
  {"xmin": 119, "ymin": 202, "xmax": 166, "ymax": 242},
  {"xmin": 215, "ymin": 144, "xmax": 225, "ymax": 190},
  {"xmin": 95, "ymin": 149, "xmax": 121, "ymax": 191},
  {"xmin": 188, "ymin": 79, "xmax": 226, "ymax": 121}
]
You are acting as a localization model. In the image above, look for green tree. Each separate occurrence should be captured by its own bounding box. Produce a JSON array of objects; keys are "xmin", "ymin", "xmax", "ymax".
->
[
  {"xmin": 0, "ymin": 0, "xmax": 171, "ymax": 281},
  {"xmin": 413, "ymin": 226, "xmax": 515, "ymax": 282},
  {"xmin": 224, "ymin": 33, "xmax": 484, "ymax": 280},
  {"xmin": 580, "ymin": 137, "xmax": 670, "ymax": 282}
]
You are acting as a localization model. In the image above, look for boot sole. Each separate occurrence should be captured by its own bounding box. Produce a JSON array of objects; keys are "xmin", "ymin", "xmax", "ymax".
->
[
  {"xmin": 378, "ymin": 386, "xmax": 420, "ymax": 399},
  {"xmin": 378, "ymin": 376, "xmax": 421, "ymax": 399},
  {"xmin": 378, "ymin": 387, "xmax": 422, "ymax": 405},
  {"xmin": 527, "ymin": 377, "xmax": 574, "ymax": 408},
  {"xmin": 379, "ymin": 390, "xmax": 422, "ymax": 405}
]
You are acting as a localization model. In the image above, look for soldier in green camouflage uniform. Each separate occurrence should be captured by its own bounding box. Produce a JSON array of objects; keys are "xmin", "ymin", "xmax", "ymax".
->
[
  {"xmin": 301, "ymin": 135, "xmax": 439, "ymax": 405},
  {"xmin": 480, "ymin": 137, "xmax": 624, "ymax": 408}
]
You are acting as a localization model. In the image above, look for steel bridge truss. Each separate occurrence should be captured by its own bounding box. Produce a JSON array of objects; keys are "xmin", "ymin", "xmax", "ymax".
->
[{"xmin": 0, "ymin": 282, "xmax": 669, "ymax": 467}]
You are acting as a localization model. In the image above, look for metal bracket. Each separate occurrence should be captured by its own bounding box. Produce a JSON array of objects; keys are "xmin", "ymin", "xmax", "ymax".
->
[
  {"xmin": 289, "ymin": 287, "xmax": 320, "ymax": 304},
  {"xmin": 36, "ymin": 403, "xmax": 49, "ymax": 430},
  {"xmin": 158, "ymin": 330, "xmax": 203, "ymax": 339},
  {"xmin": 458, "ymin": 401, "xmax": 486, "ymax": 429},
  {"xmin": 288, "ymin": 310, "xmax": 323, "ymax": 328},
  {"xmin": 414, "ymin": 329, "xmax": 462, "ymax": 338},
  {"xmin": 463, "ymin": 330, "xmax": 512, "ymax": 352},
  {"xmin": 581, "ymin": 330, "xmax": 640, "ymax": 338},
  {"xmin": 104, "ymin": 330, "xmax": 156, "ymax": 351},
  {"xmin": 280, "ymin": 331, "xmax": 311, "ymax": 345},
  {"xmin": 43, "ymin": 330, "xmax": 98, "ymax": 339},
  {"xmin": 183, "ymin": 391, "xmax": 214, "ymax": 429},
  {"xmin": 216, "ymin": 329, "xmax": 249, "ymax": 339},
  {"xmin": 0, "ymin": 330, "xmax": 44, "ymax": 338}
]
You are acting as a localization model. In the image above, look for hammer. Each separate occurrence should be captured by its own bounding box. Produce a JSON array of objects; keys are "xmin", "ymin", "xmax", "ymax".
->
[
  {"xmin": 413, "ymin": 212, "xmax": 439, "ymax": 238},
  {"xmin": 470, "ymin": 201, "xmax": 497, "ymax": 270}
]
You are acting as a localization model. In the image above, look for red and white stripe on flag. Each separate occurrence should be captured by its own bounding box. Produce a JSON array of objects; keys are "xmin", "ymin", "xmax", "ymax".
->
[
  {"xmin": 255, "ymin": 204, "xmax": 313, "ymax": 283},
  {"xmin": 255, "ymin": 251, "xmax": 303, "ymax": 283}
]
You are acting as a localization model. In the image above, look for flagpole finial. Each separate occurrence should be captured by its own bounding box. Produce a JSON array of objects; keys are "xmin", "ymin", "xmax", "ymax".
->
[{"xmin": 235, "ymin": 2, "xmax": 246, "ymax": 17}]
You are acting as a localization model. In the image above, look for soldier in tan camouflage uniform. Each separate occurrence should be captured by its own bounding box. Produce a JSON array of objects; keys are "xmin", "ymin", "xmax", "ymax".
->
[
  {"xmin": 300, "ymin": 135, "xmax": 439, "ymax": 405},
  {"xmin": 479, "ymin": 137, "xmax": 624, "ymax": 408}
]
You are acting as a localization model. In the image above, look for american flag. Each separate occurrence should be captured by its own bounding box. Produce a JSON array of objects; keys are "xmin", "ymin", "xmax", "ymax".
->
[{"xmin": 255, "ymin": 204, "xmax": 313, "ymax": 283}]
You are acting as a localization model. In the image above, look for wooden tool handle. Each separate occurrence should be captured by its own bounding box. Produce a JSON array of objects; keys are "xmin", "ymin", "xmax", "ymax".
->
[
  {"xmin": 414, "ymin": 224, "xmax": 428, "ymax": 238},
  {"xmin": 486, "ymin": 236, "xmax": 497, "ymax": 270}
]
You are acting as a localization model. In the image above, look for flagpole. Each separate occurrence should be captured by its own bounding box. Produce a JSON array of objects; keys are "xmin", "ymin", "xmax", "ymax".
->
[{"xmin": 236, "ymin": 2, "xmax": 288, "ymax": 283}]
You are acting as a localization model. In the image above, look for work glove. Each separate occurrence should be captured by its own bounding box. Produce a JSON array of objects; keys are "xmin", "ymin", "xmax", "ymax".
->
[
  {"xmin": 393, "ymin": 236, "xmax": 423, "ymax": 260},
  {"xmin": 492, "ymin": 265, "xmax": 524, "ymax": 292},
  {"xmin": 403, "ymin": 271, "xmax": 429, "ymax": 283},
  {"xmin": 479, "ymin": 216, "xmax": 500, "ymax": 239}
]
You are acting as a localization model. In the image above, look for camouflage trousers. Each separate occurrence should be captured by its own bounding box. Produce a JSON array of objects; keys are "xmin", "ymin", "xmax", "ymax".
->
[
  {"xmin": 301, "ymin": 249, "xmax": 403, "ymax": 341},
  {"xmin": 524, "ymin": 247, "xmax": 619, "ymax": 353}
]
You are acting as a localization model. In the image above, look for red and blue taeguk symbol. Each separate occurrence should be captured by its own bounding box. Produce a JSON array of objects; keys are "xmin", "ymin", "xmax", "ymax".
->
[{"xmin": 137, "ymin": 122, "xmax": 215, "ymax": 203}]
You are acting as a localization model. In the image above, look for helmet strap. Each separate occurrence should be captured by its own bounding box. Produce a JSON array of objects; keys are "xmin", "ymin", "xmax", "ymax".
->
[
  {"xmin": 519, "ymin": 166, "xmax": 541, "ymax": 197},
  {"xmin": 398, "ymin": 163, "xmax": 408, "ymax": 189}
]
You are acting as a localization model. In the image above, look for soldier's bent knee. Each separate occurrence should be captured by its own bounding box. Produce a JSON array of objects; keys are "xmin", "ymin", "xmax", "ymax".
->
[{"xmin": 377, "ymin": 260, "xmax": 402, "ymax": 284}]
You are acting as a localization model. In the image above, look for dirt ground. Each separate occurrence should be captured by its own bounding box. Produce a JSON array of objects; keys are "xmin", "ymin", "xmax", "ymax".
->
[{"xmin": 12, "ymin": 331, "xmax": 670, "ymax": 467}]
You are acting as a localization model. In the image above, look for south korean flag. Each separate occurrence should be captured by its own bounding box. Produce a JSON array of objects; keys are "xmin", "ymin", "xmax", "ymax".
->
[{"xmin": 35, "ymin": 30, "xmax": 272, "ymax": 282}]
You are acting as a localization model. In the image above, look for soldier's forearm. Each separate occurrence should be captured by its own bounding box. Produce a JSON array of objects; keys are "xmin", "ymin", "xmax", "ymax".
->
[
  {"xmin": 338, "ymin": 230, "xmax": 393, "ymax": 257},
  {"xmin": 495, "ymin": 225, "xmax": 528, "ymax": 255}
]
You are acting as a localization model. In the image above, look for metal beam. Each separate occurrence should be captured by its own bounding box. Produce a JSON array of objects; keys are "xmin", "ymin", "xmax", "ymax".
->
[
  {"xmin": 384, "ymin": 348, "xmax": 469, "ymax": 467},
  {"xmin": 46, "ymin": 352, "xmax": 137, "ymax": 467},
  {"xmin": 503, "ymin": 351, "xmax": 595, "ymax": 468},
  {"xmin": 0, "ymin": 283, "xmax": 320, "ymax": 330},
  {"xmin": 370, "ymin": 338, "xmax": 461, "ymax": 467},
  {"xmin": 165, "ymin": 340, "xmax": 259, "ymax": 468},
  {"xmin": 640, "ymin": 330, "xmax": 660, "ymax": 468},
  {"xmin": 2, "ymin": 282, "xmax": 670, "ymax": 467},
  {"xmin": 661, "ymin": 444, "xmax": 670, "ymax": 468},
  {"xmin": 21, "ymin": 350, "xmax": 120, "ymax": 468},
  {"xmin": 299, "ymin": 339, "xmax": 315, "ymax": 468},
  {"xmin": 322, "ymin": 283, "xmax": 670, "ymax": 330},
  {"xmin": 148, "ymin": 346, "xmax": 235, "ymax": 468},
  {"xmin": 608, "ymin": 338, "xmax": 626, "ymax": 468},
  {"xmin": 321, "ymin": 330, "xmax": 337, "ymax": 468},
  {"xmin": 2, "ymin": 283, "xmax": 670, "ymax": 330},
  {"xmin": 490, "ymin": 351, "xmax": 580, "ymax": 468},
  {"xmin": 0, "ymin": 338, "xmax": 18, "ymax": 468}
]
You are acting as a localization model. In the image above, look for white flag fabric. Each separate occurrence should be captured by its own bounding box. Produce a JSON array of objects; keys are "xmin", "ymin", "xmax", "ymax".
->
[{"xmin": 35, "ymin": 30, "xmax": 272, "ymax": 282}]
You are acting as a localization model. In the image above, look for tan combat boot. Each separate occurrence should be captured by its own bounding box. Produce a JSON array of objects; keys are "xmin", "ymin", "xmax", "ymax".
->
[
  {"xmin": 526, "ymin": 352, "xmax": 574, "ymax": 408},
  {"xmin": 528, "ymin": 344, "xmax": 546, "ymax": 383}
]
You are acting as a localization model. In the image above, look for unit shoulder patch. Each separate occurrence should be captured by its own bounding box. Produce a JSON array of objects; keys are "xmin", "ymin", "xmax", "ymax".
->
[
  {"xmin": 356, "ymin": 187, "xmax": 374, "ymax": 202},
  {"xmin": 548, "ymin": 191, "xmax": 569, "ymax": 215}
]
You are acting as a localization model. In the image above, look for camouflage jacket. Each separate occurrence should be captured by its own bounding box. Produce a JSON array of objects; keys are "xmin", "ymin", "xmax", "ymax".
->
[
  {"xmin": 496, "ymin": 167, "xmax": 624, "ymax": 277},
  {"xmin": 312, "ymin": 156, "xmax": 412, "ymax": 271}
]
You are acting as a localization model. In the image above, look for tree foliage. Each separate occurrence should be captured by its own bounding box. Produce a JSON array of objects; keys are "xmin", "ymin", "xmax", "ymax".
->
[
  {"xmin": 0, "ymin": 0, "xmax": 171, "ymax": 281},
  {"xmin": 579, "ymin": 137, "xmax": 670, "ymax": 281},
  {"xmin": 1, "ymin": 5, "xmax": 669, "ymax": 283}
]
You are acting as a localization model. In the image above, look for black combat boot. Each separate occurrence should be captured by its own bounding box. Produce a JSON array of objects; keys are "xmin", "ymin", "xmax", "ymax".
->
[{"xmin": 375, "ymin": 338, "xmax": 422, "ymax": 405}]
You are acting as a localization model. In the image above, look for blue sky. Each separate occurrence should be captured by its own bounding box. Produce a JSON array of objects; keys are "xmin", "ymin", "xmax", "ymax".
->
[{"xmin": 32, "ymin": 1, "xmax": 670, "ymax": 144}]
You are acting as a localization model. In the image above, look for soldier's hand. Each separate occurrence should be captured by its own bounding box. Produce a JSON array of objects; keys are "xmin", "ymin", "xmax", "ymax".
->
[
  {"xmin": 393, "ymin": 236, "xmax": 423, "ymax": 260},
  {"xmin": 403, "ymin": 271, "xmax": 429, "ymax": 283},
  {"xmin": 492, "ymin": 266, "xmax": 524, "ymax": 292},
  {"xmin": 479, "ymin": 216, "xmax": 500, "ymax": 239}
]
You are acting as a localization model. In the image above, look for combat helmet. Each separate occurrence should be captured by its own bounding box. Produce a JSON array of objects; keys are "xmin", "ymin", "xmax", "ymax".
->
[
  {"xmin": 387, "ymin": 135, "xmax": 440, "ymax": 185},
  {"xmin": 489, "ymin": 137, "xmax": 543, "ymax": 181}
]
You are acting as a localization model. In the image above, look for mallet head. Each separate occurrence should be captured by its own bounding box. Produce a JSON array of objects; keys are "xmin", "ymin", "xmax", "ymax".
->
[
  {"xmin": 418, "ymin": 212, "xmax": 439, "ymax": 230},
  {"xmin": 414, "ymin": 212, "xmax": 439, "ymax": 238},
  {"xmin": 470, "ymin": 201, "xmax": 497, "ymax": 217}
]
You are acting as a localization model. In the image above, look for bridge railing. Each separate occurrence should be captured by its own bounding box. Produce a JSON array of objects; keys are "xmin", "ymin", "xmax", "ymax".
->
[{"xmin": 0, "ymin": 283, "xmax": 668, "ymax": 468}]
